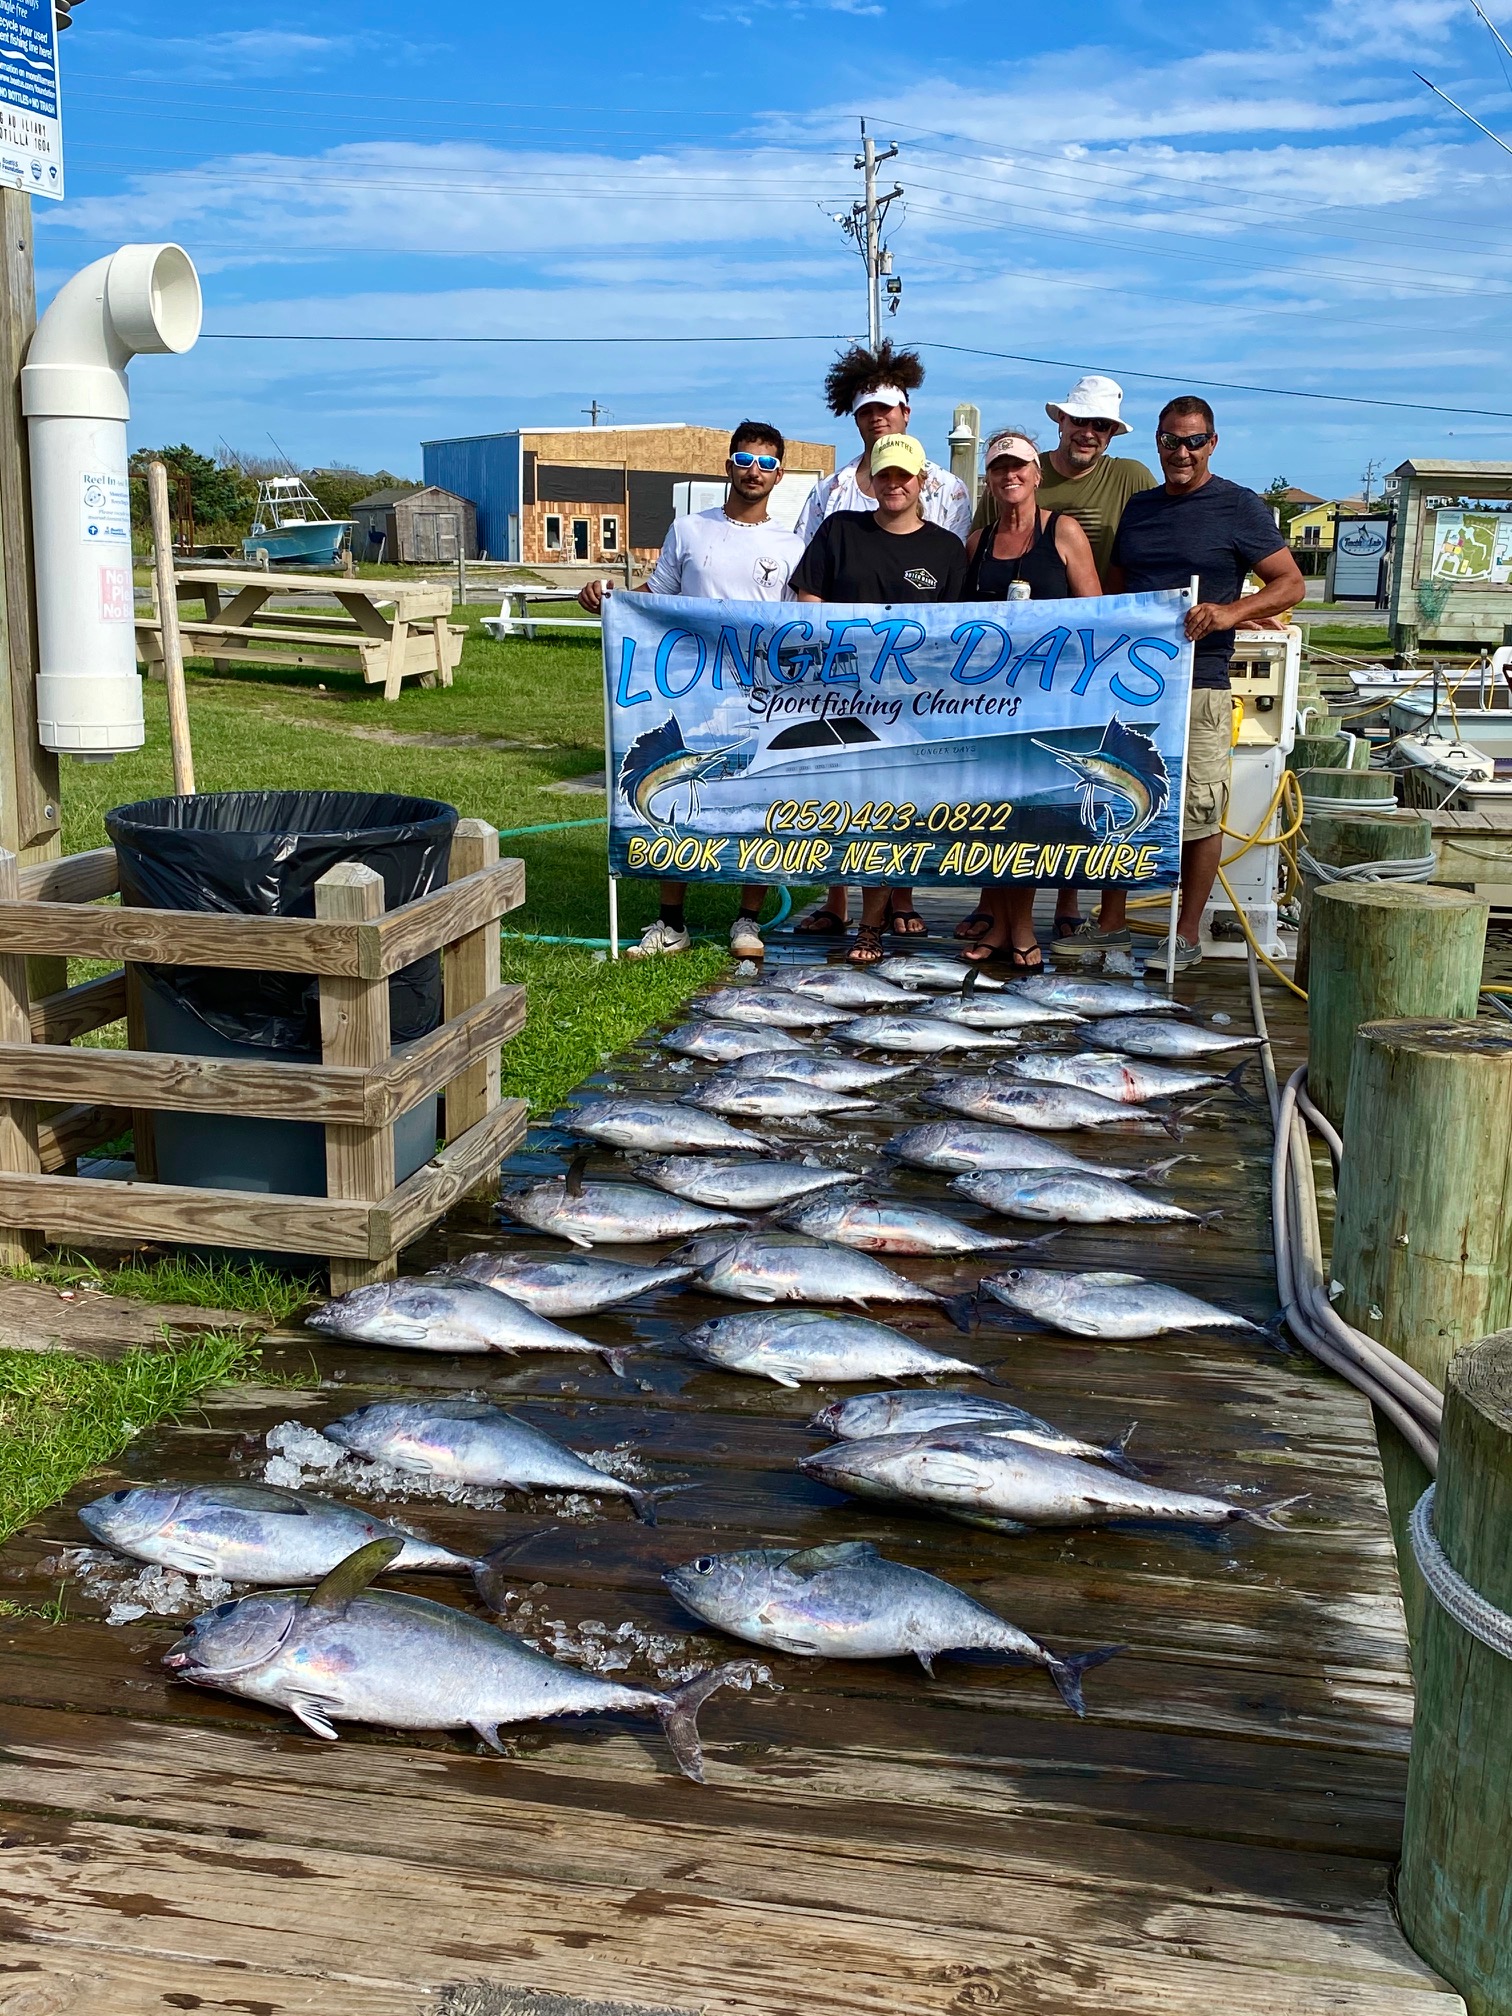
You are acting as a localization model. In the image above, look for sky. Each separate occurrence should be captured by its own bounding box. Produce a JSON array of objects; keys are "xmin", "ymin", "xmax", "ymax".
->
[{"xmin": 35, "ymin": 0, "xmax": 1512, "ymax": 501}]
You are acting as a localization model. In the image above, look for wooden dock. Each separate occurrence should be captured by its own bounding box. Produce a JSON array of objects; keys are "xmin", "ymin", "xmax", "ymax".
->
[{"xmin": 0, "ymin": 960, "xmax": 1464, "ymax": 2015}]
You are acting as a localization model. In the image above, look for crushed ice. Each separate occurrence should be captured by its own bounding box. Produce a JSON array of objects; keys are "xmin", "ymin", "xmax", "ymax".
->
[
  {"xmin": 61, "ymin": 1546, "xmax": 232, "ymax": 1626},
  {"xmin": 488, "ymin": 1586, "xmax": 777, "ymax": 1692}
]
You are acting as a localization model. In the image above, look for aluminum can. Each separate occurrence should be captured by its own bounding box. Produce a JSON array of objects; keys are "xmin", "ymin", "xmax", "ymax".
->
[{"xmin": 1007, "ymin": 579, "xmax": 1032, "ymax": 601}]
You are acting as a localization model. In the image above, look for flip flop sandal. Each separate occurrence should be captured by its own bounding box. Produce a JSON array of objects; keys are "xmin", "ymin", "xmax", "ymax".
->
[
  {"xmin": 795, "ymin": 908, "xmax": 849, "ymax": 936},
  {"xmin": 1052, "ymin": 916, "xmax": 1086, "ymax": 940},
  {"xmin": 961, "ymin": 937, "xmax": 1007, "ymax": 966},
  {"xmin": 1008, "ymin": 941, "xmax": 1045, "ymax": 975},
  {"xmin": 886, "ymin": 909, "xmax": 929, "ymax": 938},
  {"xmin": 953, "ymin": 910, "xmax": 994, "ymax": 941},
  {"xmin": 848, "ymin": 923, "xmax": 886, "ymax": 966}
]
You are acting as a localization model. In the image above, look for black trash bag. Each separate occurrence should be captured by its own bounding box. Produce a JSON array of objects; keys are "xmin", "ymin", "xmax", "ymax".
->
[{"xmin": 106, "ymin": 790, "xmax": 460, "ymax": 1054}]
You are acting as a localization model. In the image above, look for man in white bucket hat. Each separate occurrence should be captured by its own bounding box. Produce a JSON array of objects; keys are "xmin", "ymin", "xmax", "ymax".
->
[{"xmin": 964, "ymin": 373, "xmax": 1157, "ymax": 954}]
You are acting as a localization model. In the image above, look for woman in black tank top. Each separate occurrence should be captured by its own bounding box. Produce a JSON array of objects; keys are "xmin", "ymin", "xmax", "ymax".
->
[{"xmin": 957, "ymin": 430, "xmax": 1100, "ymax": 972}]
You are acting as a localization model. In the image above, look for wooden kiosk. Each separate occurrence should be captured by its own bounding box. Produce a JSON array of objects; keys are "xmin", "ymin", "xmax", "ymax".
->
[{"xmin": 1387, "ymin": 457, "xmax": 1512, "ymax": 658}]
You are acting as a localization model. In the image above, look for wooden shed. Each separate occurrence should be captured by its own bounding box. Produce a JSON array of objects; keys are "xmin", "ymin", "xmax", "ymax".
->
[
  {"xmin": 356, "ymin": 485, "xmax": 478, "ymax": 565},
  {"xmin": 1387, "ymin": 458, "xmax": 1512, "ymax": 653},
  {"xmin": 349, "ymin": 486, "xmax": 418, "ymax": 561}
]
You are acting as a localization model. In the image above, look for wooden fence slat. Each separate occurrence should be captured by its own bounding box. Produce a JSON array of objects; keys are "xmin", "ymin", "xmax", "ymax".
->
[{"xmin": 0, "ymin": 849, "xmax": 38, "ymax": 1260}]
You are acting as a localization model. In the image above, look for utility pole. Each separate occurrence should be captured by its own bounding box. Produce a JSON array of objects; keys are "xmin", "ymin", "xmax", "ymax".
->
[
  {"xmin": 832, "ymin": 119, "xmax": 903, "ymax": 347},
  {"xmin": 1361, "ymin": 457, "xmax": 1382, "ymax": 510},
  {"xmin": 582, "ymin": 400, "xmax": 609, "ymax": 427}
]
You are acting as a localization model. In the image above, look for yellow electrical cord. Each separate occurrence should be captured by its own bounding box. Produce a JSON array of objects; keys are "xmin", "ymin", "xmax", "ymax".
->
[{"xmin": 1216, "ymin": 863, "xmax": 1309, "ymax": 1000}]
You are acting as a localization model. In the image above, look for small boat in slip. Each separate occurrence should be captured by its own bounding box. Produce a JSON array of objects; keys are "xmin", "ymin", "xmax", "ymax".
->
[
  {"xmin": 1387, "ymin": 668, "xmax": 1512, "ymax": 808},
  {"xmin": 243, "ymin": 476, "xmax": 352, "ymax": 569}
]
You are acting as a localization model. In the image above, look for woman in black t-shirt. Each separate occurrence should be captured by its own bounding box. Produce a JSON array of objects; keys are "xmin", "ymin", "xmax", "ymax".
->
[
  {"xmin": 957, "ymin": 428, "xmax": 1099, "ymax": 973},
  {"xmin": 791, "ymin": 435, "xmax": 967, "ymax": 966}
]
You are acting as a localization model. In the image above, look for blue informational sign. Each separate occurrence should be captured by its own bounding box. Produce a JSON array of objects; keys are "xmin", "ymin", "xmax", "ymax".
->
[
  {"xmin": 604, "ymin": 588, "xmax": 1195, "ymax": 888},
  {"xmin": 0, "ymin": 0, "xmax": 61, "ymax": 201}
]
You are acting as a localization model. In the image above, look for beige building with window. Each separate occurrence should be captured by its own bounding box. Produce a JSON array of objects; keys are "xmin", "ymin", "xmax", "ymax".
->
[{"xmin": 423, "ymin": 423, "xmax": 834, "ymax": 568}]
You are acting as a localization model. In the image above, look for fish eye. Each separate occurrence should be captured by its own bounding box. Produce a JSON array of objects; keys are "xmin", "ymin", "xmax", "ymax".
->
[
  {"xmin": 208, "ymin": 1601, "xmax": 238, "ymax": 1620},
  {"xmin": 1007, "ymin": 1269, "xmax": 1023, "ymax": 1282},
  {"xmin": 693, "ymin": 1556, "xmax": 715, "ymax": 1574},
  {"xmin": 108, "ymin": 1489, "xmax": 131, "ymax": 1503}
]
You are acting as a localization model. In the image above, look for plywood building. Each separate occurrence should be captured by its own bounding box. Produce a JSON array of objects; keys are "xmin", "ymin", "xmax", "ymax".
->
[{"xmin": 421, "ymin": 423, "xmax": 834, "ymax": 566}]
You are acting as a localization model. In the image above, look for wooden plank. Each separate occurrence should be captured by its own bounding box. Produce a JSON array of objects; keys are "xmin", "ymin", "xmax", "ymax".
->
[
  {"xmin": 28, "ymin": 969, "xmax": 125, "ymax": 1045},
  {"xmin": 0, "ymin": 1038, "xmax": 374, "ymax": 1123},
  {"xmin": 442, "ymin": 818, "xmax": 504, "ymax": 1148},
  {"xmin": 317, "ymin": 863, "xmax": 396, "ymax": 1293},
  {"xmin": 0, "ymin": 1942, "xmax": 427, "ymax": 2016},
  {"xmin": 0, "ymin": 1166, "xmax": 372, "ymax": 1256},
  {"xmin": 383, "ymin": 982, "xmax": 523, "ymax": 1128},
  {"xmin": 380, "ymin": 1096, "xmax": 527, "ymax": 1250},
  {"xmin": 121, "ymin": 965, "xmax": 155, "ymax": 1183},
  {"xmin": 0, "ymin": 902, "xmax": 374, "ymax": 976},
  {"xmin": 373, "ymin": 858, "xmax": 525, "ymax": 974},
  {"xmin": 15, "ymin": 847, "xmax": 117, "ymax": 903},
  {"xmin": 0, "ymin": 849, "xmax": 38, "ymax": 1261},
  {"xmin": 35, "ymin": 1101, "xmax": 128, "ymax": 1172},
  {"xmin": 0, "ymin": 1812, "xmax": 1461, "ymax": 2016}
]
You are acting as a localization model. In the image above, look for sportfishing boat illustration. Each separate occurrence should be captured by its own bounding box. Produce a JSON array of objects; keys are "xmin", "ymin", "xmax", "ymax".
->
[
  {"xmin": 617, "ymin": 716, "xmax": 753, "ymax": 830},
  {"xmin": 1032, "ymin": 718, "xmax": 1169, "ymax": 838},
  {"xmin": 617, "ymin": 706, "xmax": 1172, "ymax": 847}
]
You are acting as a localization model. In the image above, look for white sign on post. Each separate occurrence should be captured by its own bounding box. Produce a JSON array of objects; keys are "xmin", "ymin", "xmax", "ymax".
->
[{"xmin": 0, "ymin": 0, "xmax": 61, "ymax": 202}]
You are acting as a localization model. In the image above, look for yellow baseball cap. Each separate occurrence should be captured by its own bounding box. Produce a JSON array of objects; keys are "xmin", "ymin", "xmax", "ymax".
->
[{"xmin": 869, "ymin": 432, "xmax": 927, "ymax": 478}]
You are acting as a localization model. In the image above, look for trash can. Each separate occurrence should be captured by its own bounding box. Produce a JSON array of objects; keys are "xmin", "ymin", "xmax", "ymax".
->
[{"xmin": 105, "ymin": 790, "xmax": 459, "ymax": 1197}]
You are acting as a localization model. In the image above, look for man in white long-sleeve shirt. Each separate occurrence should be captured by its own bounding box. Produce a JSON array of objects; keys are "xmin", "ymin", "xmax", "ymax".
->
[{"xmin": 795, "ymin": 341, "xmax": 971, "ymax": 941}]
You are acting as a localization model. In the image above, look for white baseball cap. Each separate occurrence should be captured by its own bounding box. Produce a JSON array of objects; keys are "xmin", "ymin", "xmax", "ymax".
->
[{"xmin": 1046, "ymin": 374, "xmax": 1131, "ymax": 435}]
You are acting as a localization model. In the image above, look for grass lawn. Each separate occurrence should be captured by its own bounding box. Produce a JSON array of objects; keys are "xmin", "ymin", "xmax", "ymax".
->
[{"xmin": 0, "ymin": 615, "xmax": 744, "ymax": 1536}]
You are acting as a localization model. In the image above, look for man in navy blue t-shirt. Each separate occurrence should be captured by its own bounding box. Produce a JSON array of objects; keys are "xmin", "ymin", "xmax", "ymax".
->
[{"xmin": 1094, "ymin": 396, "xmax": 1304, "ymax": 971}]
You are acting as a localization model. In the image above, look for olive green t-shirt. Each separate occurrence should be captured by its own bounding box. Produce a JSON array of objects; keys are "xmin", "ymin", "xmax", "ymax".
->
[{"xmin": 972, "ymin": 453, "xmax": 1157, "ymax": 581}]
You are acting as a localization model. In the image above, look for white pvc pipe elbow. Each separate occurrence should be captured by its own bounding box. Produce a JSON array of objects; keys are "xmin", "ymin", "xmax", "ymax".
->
[{"xmin": 22, "ymin": 243, "xmax": 202, "ymax": 756}]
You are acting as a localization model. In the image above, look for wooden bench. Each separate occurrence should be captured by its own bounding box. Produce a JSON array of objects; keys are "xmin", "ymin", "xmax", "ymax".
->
[{"xmin": 135, "ymin": 568, "xmax": 465, "ymax": 700}]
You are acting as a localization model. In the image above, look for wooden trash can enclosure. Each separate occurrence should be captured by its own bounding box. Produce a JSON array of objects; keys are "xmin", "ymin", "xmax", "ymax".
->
[{"xmin": 0, "ymin": 819, "xmax": 526, "ymax": 1289}]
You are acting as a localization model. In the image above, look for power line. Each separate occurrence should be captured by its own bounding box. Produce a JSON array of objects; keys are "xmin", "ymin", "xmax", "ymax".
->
[{"xmin": 195, "ymin": 326, "xmax": 1512, "ymax": 416}]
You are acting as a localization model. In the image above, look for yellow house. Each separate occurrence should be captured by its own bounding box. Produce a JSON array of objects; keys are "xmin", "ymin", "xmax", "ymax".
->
[{"xmin": 1287, "ymin": 493, "xmax": 1366, "ymax": 554}]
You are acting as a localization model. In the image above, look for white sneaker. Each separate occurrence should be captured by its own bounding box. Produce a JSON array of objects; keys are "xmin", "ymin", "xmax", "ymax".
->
[
  {"xmin": 625, "ymin": 918, "xmax": 691, "ymax": 960},
  {"xmin": 729, "ymin": 914, "xmax": 765, "ymax": 958}
]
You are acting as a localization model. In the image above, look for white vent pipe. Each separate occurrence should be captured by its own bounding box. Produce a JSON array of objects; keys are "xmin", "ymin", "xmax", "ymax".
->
[{"xmin": 21, "ymin": 243, "xmax": 202, "ymax": 755}]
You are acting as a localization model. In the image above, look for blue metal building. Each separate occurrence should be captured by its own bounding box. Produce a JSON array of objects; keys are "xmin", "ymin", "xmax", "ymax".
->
[{"xmin": 422, "ymin": 432, "xmax": 522, "ymax": 561}]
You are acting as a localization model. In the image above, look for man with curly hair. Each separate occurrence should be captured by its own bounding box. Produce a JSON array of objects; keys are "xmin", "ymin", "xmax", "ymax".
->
[{"xmin": 794, "ymin": 342, "xmax": 971, "ymax": 941}]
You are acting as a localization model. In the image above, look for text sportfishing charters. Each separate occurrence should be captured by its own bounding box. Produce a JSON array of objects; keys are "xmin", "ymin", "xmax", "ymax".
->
[{"xmin": 611, "ymin": 592, "xmax": 1188, "ymax": 711}]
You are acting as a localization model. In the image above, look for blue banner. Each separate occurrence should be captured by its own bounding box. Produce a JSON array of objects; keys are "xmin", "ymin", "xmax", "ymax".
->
[{"xmin": 604, "ymin": 588, "xmax": 1195, "ymax": 887}]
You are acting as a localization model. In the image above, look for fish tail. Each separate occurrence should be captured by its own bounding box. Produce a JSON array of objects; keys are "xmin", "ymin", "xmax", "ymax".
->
[
  {"xmin": 1222, "ymin": 1057, "xmax": 1264, "ymax": 1109},
  {"xmin": 1139, "ymin": 1154, "xmax": 1189, "ymax": 1184},
  {"xmin": 472, "ymin": 1528, "xmax": 558, "ymax": 1611},
  {"xmin": 940, "ymin": 1291, "xmax": 978, "ymax": 1336},
  {"xmin": 1045, "ymin": 1643, "xmax": 1125, "ymax": 1717},
  {"xmin": 657, "ymin": 1659, "xmax": 762, "ymax": 1782},
  {"xmin": 1018, "ymin": 1226, "xmax": 1066, "ymax": 1251},
  {"xmin": 1244, "ymin": 1492, "xmax": 1309, "ymax": 1532},
  {"xmin": 600, "ymin": 1346, "xmax": 633, "ymax": 1380},
  {"xmin": 1104, "ymin": 1422, "xmax": 1142, "ymax": 1476},
  {"xmin": 1198, "ymin": 1208, "xmax": 1225, "ymax": 1230},
  {"xmin": 628, "ymin": 1482, "xmax": 696, "ymax": 1527}
]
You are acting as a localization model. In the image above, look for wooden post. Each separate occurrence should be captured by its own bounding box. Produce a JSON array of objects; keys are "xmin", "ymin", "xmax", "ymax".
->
[
  {"xmin": 1307, "ymin": 883, "xmax": 1487, "ymax": 1127},
  {"xmin": 0, "ymin": 848, "xmax": 40, "ymax": 1262},
  {"xmin": 1399, "ymin": 1327, "xmax": 1512, "ymax": 2009},
  {"xmin": 1334, "ymin": 1020, "xmax": 1512, "ymax": 1650},
  {"xmin": 1287, "ymin": 733, "xmax": 1348, "ymax": 773},
  {"xmin": 1296, "ymin": 766, "xmax": 1396, "ymax": 818},
  {"xmin": 1294, "ymin": 808, "xmax": 1432, "ymax": 984},
  {"xmin": 442, "ymin": 820, "xmax": 502, "ymax": 1185},
  {"xmin": 316, "ymin": 863, "xmax": 396, "ymax": 1292},
  {"xmin": 146, "ymin": 461, "xmax": 196, "ymax": 796}
]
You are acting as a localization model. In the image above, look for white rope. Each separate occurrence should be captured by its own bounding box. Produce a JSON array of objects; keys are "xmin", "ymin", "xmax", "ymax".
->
[
  {"xmin": 1296, "ymin": 845, "xmax": 1439, "ymax": 884},
  {"xmin": 1410, "ymin": 1485, "xmax": 1512, "ymax": 1661}
]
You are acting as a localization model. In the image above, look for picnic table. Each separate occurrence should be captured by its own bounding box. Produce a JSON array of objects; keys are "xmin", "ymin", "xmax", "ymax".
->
[
  {"xmin": 481, "ymin": 585, "xmax": 603, "ymax": 640},
  {"xmin": 135, "ymin": 567, "xmax": 464, "ymax": 700}
]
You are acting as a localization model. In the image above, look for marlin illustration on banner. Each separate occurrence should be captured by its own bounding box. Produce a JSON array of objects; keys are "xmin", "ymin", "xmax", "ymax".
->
[
  {"xmin": 1033, "ymin": 718, "xmax": 1169, "ymax": 838},
  {"xmin": 618, "ymin": 716, "xmax": 752, "ymax": 829}
]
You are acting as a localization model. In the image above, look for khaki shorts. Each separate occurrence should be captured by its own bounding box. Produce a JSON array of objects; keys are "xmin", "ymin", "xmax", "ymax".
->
[{"xmin": 1183, "ymin": 688, "xmax": 1234, "ymax": 842}]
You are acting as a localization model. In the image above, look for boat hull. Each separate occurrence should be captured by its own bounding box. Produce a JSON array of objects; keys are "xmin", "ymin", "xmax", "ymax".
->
[{"xmin": 242, "ymin": 522, "xmax": 350, "ymax": 569}]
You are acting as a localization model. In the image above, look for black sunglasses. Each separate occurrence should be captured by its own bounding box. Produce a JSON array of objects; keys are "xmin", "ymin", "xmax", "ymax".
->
[
  {"xmin": 1064, "ymin": 416, "xmax": 1118, "ymax": 435},
  {"xmin": 731, "ymin": 451, "xmax": 781, "ymax": 471},
  {"xmin": 1156, "ymin": 430, "xmax": 1213, "ymax": 451}
]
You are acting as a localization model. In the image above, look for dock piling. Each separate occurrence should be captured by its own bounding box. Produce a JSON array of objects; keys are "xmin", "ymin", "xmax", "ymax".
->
[
  {"xmin": 1295, "ymin": 809, "xmax": 1433, "ymax": 984},
  {"xmin": 1399, "ymin": 1326, "xmax": 1512, "ymax": 2013}
]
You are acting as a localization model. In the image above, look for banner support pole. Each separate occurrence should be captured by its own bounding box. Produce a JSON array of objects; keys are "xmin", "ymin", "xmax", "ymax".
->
[
  {"xmin": 1165, "ymin": 572, "xmax": 1202, "ymax": 990},
  {"xmin": 608, "ymin": 874, "xmax": 620, "ymax": 960}
]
